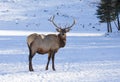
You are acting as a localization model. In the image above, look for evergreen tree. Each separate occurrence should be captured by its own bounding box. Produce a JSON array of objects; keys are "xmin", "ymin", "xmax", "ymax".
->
[
  {"xmin": 96, "ymin": 0, "xmax": 116, "ymax": 32},
  {"xmin": 114, "ymin": 0, "xmax": 120, "ymax": 30}
]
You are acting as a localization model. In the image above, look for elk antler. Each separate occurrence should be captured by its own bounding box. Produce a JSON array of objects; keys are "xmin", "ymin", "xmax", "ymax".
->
[
  {"xmin": 66, "ymin": 19, "xmax": 76, "ymax": 30},
  {"xmin": 48, "ymin": 15, "xmax": 60, "ymax": 29}
]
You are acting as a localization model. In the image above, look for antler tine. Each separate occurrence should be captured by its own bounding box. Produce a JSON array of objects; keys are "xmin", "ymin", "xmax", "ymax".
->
[
  {"xmin": 66, "ymin": 19, "xmax": 76, "ymax": 29},
  {"xmin": 49, "ymin": 15, "xmax": 60, "ymax": 29},
  {"xmin": 65, "ymin": 24, "xmax": 67, "ymax": 28},
  {"xmin": 48, "ymin": 16, "xmax": 52, "ymax": 22}
]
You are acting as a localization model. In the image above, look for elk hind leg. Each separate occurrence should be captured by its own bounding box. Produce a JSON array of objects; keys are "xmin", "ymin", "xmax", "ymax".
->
[
  {"xmin": 28, "ymin": 46, "xmax": 35, "ymax": 71},
  {"xmin": 29, "ymin": 55, "xmax": 34, "ymax": 71}
]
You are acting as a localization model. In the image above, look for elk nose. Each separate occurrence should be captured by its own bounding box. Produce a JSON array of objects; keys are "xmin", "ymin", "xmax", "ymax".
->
[{"xmin": 62, "ymin": 33, "xmax": 66, "ymax": 36}]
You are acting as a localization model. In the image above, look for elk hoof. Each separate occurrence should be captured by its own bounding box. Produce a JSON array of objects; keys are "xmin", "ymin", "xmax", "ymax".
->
[
  {"xmin": 53, "ymin": 68, "xmax": 56, "ymax": 71},
  {"xmin": 45, "ymin": 67, "xmax": 48, "ymax": 70},
  {"xmin": 29, "ymin": 69, "xmax": 34, "ymax": 72}
]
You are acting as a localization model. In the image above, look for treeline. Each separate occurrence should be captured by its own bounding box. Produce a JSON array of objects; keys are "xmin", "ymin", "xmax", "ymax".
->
[{"xmin": 96, "ymin": 0, "xmax": 120, "ymax": 32}]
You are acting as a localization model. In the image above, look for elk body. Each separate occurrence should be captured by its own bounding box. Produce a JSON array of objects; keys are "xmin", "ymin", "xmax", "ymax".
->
[{"xmin": 27, "ymin": 16, "xmax": 75, "ymax": 71}]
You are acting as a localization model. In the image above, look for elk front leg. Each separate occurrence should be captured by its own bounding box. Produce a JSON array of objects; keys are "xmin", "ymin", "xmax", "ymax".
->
[
  {"xmin": 46, "ymin": 53, "xmax": 51, "ymax": 70},
  {"xmin": 52, "ymin": 53, "xmax": 55, "ymax": 71}
]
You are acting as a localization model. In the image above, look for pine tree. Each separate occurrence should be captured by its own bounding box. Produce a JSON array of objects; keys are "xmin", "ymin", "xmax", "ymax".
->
[
  {"xmin": 96, "ymin": 0, "xmax": 116, "ymax": 32},
  {"xmin": 114, "ymin": 0, "xmax": 120, "ymax": 30}
]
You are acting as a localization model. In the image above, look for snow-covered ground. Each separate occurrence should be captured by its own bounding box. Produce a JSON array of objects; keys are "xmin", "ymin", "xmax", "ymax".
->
[
  {"xmin": 0, "ymin": 34, "xmax": 120, "ymax": 82},
  {"xmin": 0, "ymin": 0, "xmax": 120, "ymax": 82}
]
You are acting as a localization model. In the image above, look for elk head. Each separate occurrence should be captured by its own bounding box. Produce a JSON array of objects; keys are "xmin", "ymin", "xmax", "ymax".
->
[{"xmin": 49, "ymin": 15, "xmax": 76, "ymax": 40}]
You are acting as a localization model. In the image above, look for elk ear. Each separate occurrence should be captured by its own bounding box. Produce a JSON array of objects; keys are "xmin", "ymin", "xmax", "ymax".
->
[
  {"xmin": 56, "ymin": 28, "xmax": 61, "ymax": 32},
  {"xmin": 65, "ymin": 28, "xmax": 71, "ymax": 32}
]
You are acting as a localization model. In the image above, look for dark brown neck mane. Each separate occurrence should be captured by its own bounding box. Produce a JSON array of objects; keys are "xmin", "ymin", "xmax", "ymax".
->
[{"xmin": 58, "ymin": 34, "xmax": 66, "ymax": 48}]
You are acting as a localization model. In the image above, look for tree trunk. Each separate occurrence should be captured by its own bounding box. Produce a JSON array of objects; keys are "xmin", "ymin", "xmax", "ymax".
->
[
  {"xmin": 114, "ymin": 21, "xmax": 118, "ymax": 29},
  {"xmin": 117, "ymin": 13, "xmax": 120, "ymax": 30},
  {"xmin": 107, "ymin": 22, "xmax": 110, "ymax": 32},
  {"xmin": 116, "ymin": 7, "xmax": 120, "ymax": 30},
  {"xmin": 109, "ymin": 22, "xmax": 112, "ymax": 32}
]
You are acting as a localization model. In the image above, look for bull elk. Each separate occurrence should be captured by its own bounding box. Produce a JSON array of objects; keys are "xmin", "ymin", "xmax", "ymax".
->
[{"xmin": 27, "ymin": 15, "xmax": 75, "ymax": 71}]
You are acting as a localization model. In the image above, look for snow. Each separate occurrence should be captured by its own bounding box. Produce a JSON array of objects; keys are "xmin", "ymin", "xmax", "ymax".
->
[
  {"xmin": 0, "ymin": 30, "xmax": 104, "ymax": 36},
  {"xmin": 0, "ymin": 61, "xmax": 120, "ymax": 82},
  {"xmin": 0, "ymin": 34, "xmax": 120, "ymax": 82},
  {"xmin": 0, "ymin": 0, "xmax": 120, "ymax": 82}
]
